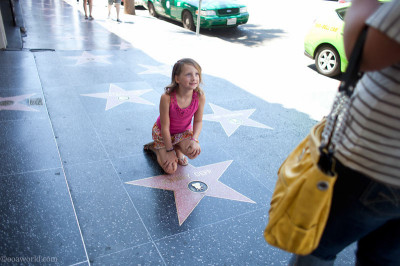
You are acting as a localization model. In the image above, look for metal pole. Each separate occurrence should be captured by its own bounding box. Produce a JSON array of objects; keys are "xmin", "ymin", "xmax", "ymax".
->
[{"xmin": 196, "ymin": 0, "xmax": 202, "ymax": 36}]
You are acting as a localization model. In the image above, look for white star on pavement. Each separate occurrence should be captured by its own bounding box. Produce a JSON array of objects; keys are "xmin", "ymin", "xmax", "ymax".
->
[
  {"xmin": 203, "ymin": 103, "xmax": 273, "ymax": 137},
  {"xmin": 81, "ymin": 83, "xmax": 155, "ymax": 110},
  {"xmin": 126, "ymin": 160, "xmax": 255, "ymax": 226},
  {"xmin": 71, "ymin": 51, "xmax": 113, "ymax": 65},
  {"xmin": 138, "ymin": 64, "xmax": 171, "ymax": 77},
  {"xmin": 0, "ymin": 94, "xmax": 39, "ymax": 112}
]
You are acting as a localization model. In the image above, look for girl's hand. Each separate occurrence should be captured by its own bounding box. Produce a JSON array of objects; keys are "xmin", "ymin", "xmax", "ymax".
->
[{"xmin": 187, "ymin": 141, "xmax": 201, "ymax": 159}]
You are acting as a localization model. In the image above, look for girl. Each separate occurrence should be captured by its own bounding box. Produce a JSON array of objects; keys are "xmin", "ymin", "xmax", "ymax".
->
[{"xmin": 144, "ymin": 58, "xmax": 206, "ymax": 174}]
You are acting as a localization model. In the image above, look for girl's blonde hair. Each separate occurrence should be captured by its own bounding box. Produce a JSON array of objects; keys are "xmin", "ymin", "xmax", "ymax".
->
[{"xmin": 165, "ymin": 58, "xmax": 204, "ymax": 95}]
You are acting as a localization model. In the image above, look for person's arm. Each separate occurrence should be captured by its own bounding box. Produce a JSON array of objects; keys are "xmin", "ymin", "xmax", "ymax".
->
[
  {"xmin": 159, "ymin": 93, "xmax": 174, "ymax": 151},
  {"xmin": 159, "ymin": 94, "xmax": 178, "ymax": 168},
  {"xmin": 188, "ymin": 93, "xmax": 206, "ymax": 157},
  {"xmin": 344, "ymin": 0, "xmax": 400, "ymax": 71},
  {"xmin": 192, "ymin": 93, "xmax": 206, "ymax": 140}
]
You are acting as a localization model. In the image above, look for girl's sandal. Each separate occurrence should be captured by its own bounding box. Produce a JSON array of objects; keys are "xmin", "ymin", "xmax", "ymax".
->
[{"xmin": 178, "ymin": 156, "xmax": 188, "ymax": 166}]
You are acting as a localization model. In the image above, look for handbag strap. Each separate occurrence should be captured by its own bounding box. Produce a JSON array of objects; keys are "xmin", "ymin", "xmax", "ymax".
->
[
  {"xmin": 339, "ymin": 26, "xmax": 369, "ymax": 96},
  {"xmin": 318, "ymin": 26, "xmax": 369, "ymax": 176}
]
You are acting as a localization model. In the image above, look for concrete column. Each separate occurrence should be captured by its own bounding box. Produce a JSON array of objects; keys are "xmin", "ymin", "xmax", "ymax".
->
[
  {"xmin": 124, "ymin": 0, "xmax": 136, "ymax": 15},
  {"xmin": 0, "ymin": 8, "xmax": 7, "ymax": 49}
]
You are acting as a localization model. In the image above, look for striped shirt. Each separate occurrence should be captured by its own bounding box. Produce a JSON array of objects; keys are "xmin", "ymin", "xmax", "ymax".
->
[{"xmin": 335, "ymin": 0, "xmax": 400, "ymax": 187}]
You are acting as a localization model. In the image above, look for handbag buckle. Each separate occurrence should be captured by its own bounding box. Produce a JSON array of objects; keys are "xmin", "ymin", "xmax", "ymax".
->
[{"xmin": 318, "ymin": 148, "xmax": 336, "ymax": 176}]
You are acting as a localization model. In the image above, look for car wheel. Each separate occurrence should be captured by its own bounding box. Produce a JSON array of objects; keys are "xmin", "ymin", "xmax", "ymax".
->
[
  {"xmin": 148, "ymin": 2, "xmax": 158, "ymax": 17},
  {"xmin": 182, "ymin": 11, "xmax": 195, "ymax": 31},
  {"xmin": 315, "ymin": 45, "xmax": 341, "ymax": 77}
]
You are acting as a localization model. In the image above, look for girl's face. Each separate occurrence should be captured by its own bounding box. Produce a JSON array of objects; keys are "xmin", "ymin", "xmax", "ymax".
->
[{"xmin": 175, "ymin": 64, "xmax": 200, "ymax": 92}]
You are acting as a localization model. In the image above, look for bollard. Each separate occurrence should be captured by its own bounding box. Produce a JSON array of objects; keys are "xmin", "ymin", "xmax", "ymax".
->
[{"xmin": 124, "ymin": 0, "xmax": 136, "ymax": 15}]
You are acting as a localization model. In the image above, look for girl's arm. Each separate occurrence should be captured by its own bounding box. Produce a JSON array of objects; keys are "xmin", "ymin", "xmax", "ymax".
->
[
  {"xmin": 159, "ymin": 94, "xmax": 174, "ymax": 151},
  {"xmin": 192, "ymin": 94, "xmax": 206, "ymax": 140},
  {"xmin": 187, "ymin": 94, "xmax": 205, "ymax": 158},
  {"xmin": 344, "ymin": 0, "xmax": 400, "ymax": 71}
]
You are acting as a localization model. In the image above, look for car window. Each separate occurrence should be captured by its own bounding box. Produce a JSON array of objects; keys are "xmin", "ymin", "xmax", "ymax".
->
[{"xmin": 336, "ymin": 7, "xmax": 347, "ymax": 20}]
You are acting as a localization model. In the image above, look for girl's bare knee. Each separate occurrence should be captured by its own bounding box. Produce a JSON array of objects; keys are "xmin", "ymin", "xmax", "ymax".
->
[
  {"xmin": 165, "ymin": 169, "xmax": 176, "ymax": 175},
  {"xmin": 162, "ymin": 162, "xmax": 177, "ymax": 174},
  {"xmin": 178, "ymin": 140, "xmax": 191, "ymax": 153}
]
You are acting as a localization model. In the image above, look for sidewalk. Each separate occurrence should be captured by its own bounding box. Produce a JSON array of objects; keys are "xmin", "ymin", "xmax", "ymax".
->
[{"xmin": 0, "ymin": 0, "xmax": 354, "ymax": 265}]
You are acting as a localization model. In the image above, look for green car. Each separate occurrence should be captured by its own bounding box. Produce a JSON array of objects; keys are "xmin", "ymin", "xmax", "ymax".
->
[
  {"xmin": 304, "ymin": 2, "xmax": 349, "ymax": 77},
  {"xmin": 305, "ymin": 1, "xmax": 390, "ymax": 77},
  {"xmin": 143, "ymin": 0, "xmax": 249, "ymax": 31}
]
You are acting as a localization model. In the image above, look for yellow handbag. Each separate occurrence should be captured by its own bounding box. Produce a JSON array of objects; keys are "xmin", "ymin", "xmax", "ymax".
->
[
  {"xmin": 264, "ymin": 119, "xmax": 337, "ymax": 255},
  {"xmin": 264, "ymin": 26, "xmax": 368, "ymax": 255}
]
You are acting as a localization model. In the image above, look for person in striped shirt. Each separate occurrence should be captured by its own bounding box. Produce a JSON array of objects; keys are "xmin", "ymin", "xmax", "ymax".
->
[{"xmin": 290, "ymin": 0, "xmax": 400, "ymax": 265}]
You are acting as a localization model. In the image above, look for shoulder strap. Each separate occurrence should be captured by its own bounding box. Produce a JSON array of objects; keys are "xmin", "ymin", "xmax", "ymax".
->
[
  {"xmin": 339, "ymin": 26, "xmax": 369, "ymax": 96},
  {"xmin": 318, "ymin": 26, "xmax": 369, "ymax": 176},
  {"xmin": 169, "ymin": 91, "xmax": 176, "ymax": 105},
  {"xmin": 193, "ymin": 90, "xmax": 198, "ymax": 100}
]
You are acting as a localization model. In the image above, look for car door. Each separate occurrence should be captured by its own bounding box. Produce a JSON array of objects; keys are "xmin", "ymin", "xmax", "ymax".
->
[
  {"xmin": 152, "ymin": 0, "xmax": 166, "ymax": 16},
  {"xmin": 160, "ymin": 0, "xmax": 171, "ymax": 17},
  {"xmin": 169, "ymin": 0, "xmax": 181, "ymax": 20}
]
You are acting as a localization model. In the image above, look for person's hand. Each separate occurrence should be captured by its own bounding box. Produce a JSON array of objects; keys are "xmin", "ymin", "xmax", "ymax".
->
[{"xmin": 187, "ymin": 141, "xmax": 201, "ymax": 159}]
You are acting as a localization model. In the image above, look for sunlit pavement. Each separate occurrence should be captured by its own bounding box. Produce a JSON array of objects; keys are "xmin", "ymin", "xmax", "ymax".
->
[{"xmin": 66, "ymin": 0, "xmax": 341, "ymax": 121}]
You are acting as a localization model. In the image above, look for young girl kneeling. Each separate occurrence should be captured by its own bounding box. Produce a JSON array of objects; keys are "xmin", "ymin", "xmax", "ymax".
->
[{"xmin": 144, "ymin": 58, "xmax": 206, "ymax": 174}]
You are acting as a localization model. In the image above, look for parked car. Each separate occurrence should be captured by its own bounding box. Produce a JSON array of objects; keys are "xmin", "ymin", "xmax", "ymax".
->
[
  {"xmin": 135, "ymin": 0, "xmax": 146, "ymax": 6},
  {"xmin": 121, "ymin": 0, "xmax": 145, "ymax": 6},
  {"xmin": 143, "ymin": 0, "xmax": 249, "ymax": 31},
  {"xmin": 304, "ymin": 2, "xmax": 348, "ymax": 77},
  {"xmin": 305, "ymin": 0, "xmax": 389, "ymax": 77}
]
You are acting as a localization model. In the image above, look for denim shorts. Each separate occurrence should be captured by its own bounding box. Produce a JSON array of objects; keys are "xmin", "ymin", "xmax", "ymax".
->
[
  {"xmin": 289, "ymin": 159, "xmax": 400, "ymax": 266},
  {"xmin": 108, "ymin": 0, "xmax": 121, "ymax": 4}
]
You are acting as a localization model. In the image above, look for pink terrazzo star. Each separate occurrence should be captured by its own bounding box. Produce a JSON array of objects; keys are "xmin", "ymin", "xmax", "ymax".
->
[
  {"xmin": 0, "ymin": 94, "xmax": 39, "ymax": 112},
  {"xmin": 125, "ymin": 160, "xmax": 256, "ymax": 225}
]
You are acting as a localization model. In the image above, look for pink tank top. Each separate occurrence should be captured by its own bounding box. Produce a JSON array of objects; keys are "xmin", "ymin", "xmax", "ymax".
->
[{"xmin": 156, "ymin": 91, "xmax": 199, "ymax": 134}]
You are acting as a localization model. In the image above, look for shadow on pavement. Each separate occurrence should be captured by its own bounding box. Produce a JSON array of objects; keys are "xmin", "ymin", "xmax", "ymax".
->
[
  {"xmin": 200, "ymin": 25, "xmax": 286, "ymax": 47},
  {"xmin": 143, "ymin": 12, "xmax": 286, "ymax": 47}
]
